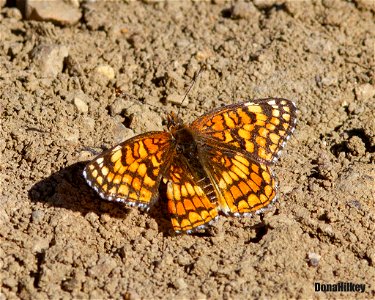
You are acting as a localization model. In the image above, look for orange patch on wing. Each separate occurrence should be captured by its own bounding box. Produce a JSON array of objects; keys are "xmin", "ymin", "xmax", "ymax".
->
[
  {"xmin": 113, "ymin": 175, "xmax": 122, "ymax": 184},
  {"xmin": 238, "ymin": 109, "xmax": 251, "ymax": 124},
  {"xmin": 231, "ymin": 165, "xmax": 247, "ymax": 179},
  {"xmin": 111, "ymin": 150, "xmax": 122, "ymax": 163},
  {"xmin": 143, "ymin": 174, "xmax": 155, "ymax": 187},
  {"xmin": 238, "ymin": 128, "xmax": 250, "ymax": 139},
  {"xmin": 269, "ymin": 133, "xmax": 280, "ymax": 144},
  {"xmin": 251, "ymin": 163, "xmax": 259, "ymax": 173},
  {"xmin": 224, "ymin": 131, "xmax": 234, "ymax": 142},
  {"xmin": 173, "ymin": 185, "xmax": 181, "ymax": 201},
  {"xmin": 132, "ymin": 177, "xmax": 141, "ymax": 190},
  {"xmin": 213, "ymin": 132, "xmax": 225, "ymax": 140},
  {"xmin": 256, "ymin": 114, "xmax": 267, "ymax": 121},
  {"xmin": 245, "ymin": 141, "xmax": 254, "ymax": 153},
  {"xmin": 228, "ymin": 110, "xmax": 239, "ymax": 123},
  {"xmin": 243, "ymin": 124, "xmax": 255, "ymax": 132},
  {"xmin": 247, "ymin": 105, "xmax": 262, "ymax": 113},
  {"xmin": 140, "ymin": 188, "xmax": 152, "ymax": 200},
  {"xmin": 212, "ymin": 116, "xmax": 224, "ymax": 131},
  {"xmin": 248, "ymin": 194, "xmax": 260, "ymax": 207},
  {"xmin": 221, "ymin": 156, "xmax": 231, "ymax": 168},
  {"xmin": 114, "ymin": 160, "xmax": 123, "ymax": 173},
  {"xmin": 123, "ymin": 174, "xmax": 133, "ymax": 184},
  {"xmin": 269, "ymin": 144, "xmax": 278, "ymax": 153},
  {"xmin": 250, "ymin": 172, "xmax": 262, "ymax": 187},
  {"xmin": 138, "ymin": 141, "xmax": 148, "ymax": 158},
  {"xmin": 92, "ymin": 169, "xmax": 98, "ymax": 178},
  {"xmin": 125, "ymin": 148, "xmax": 135, "ymax": 165},
  {"xmin": 238, "ymin": 181, "xmax": 250, "ymax": 195},
  {"xmin": 230, "ymin": 185, "xmax": 242, "ymax": 199},
  {"xmin": 189, "ymin": 212, "xmax": 203, "ymax": 224},
  {"xmin": 176, "ymin": 202, "xmax": 185, "ymax": 215},
  {"xmin": 262, "ymin": 170, "xmax": 271, "ymax": 184},
  {"xmin": 258, "ymin": 147, "xmax": 270, "ymax": 160},
  {"xmin": 171, "ymin": 218, "xmax": 180, "ymax": 229},
  {"xmin": 270, "ymin": 117, "xmax": 280, "ymax": 125},
  {"xmin": 107, "ymin": 172, "xmax": 114, "ymax": 182},
  {"xmin": 184, "ymin": 199, "xmax": 195, "ymax": 211},
  {"xmin": 143, "ymin": 139, "xmax": 157, "ymax": 153},
  {"xmin": 238, "ymin": 200, "xmax": 250, "ymax": 210},
  {"xmin": 256, "ymin": 136, "xmax": 267, "ymax": 148},
  {"xmin": 223, "ymin": 113, "xmax": 236, "ymax": 128},
  {"xmin": 282, "ymin": 113, "xmax": 290, "ymax": 121},
  {"xmin": 118, "ymin": 184, "xmax": 129, "ymax": 196},
  {"xmin": 192, "ymin": 196, "xmax": 204, "ymax": 209},
  {"xmin": 180, "ymin": 219, "xmax": 192, "ymax": 231},
  {"xmin": 235, "ymin": 155, "xmax": 250, "ymax": 166},
  {"xmin": 264, "ymin": 185, "xmax": 273, "ymax": 197},
  {"xmin": 258, "ymin": 127, "xmax": 269, "ymax": 137},
  {"xmin": 266, "ymin": 123, "xmax": 276, "ymax": 131},
  {"xmin": 151, "ymin": 156, "xmax": 161, "ymax": 167},
  {"xmin": 248, "ymin": 180, "xmax": 260, "ymax": 193},
  {"xmin": 260, "ymin": 194, "xmax": 268, "ymax": 203},
  {"xmin": 96, "ymin": 176, "xmax": 103, "ymax": 185},
  {"xmin": 133, "ymin": 142, "xmax": 139, "ymax": 158}
]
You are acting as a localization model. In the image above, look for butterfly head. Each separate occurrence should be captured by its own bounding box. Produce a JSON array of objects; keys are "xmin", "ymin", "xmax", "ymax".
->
[{"xmin": 166, "ymin": 112, "xmax": 184, "ymax": 133}]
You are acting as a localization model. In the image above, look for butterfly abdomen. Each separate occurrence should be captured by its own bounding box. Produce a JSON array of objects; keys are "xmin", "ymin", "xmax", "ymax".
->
[{"xmin": 173, "ymin": 126, "xmax": 217, "ymax": 203}]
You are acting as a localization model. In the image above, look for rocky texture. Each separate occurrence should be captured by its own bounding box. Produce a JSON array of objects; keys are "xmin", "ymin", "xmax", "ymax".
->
[{"xmin": 1, "ymin": 1, "xmax": 374, "ymax": 299}]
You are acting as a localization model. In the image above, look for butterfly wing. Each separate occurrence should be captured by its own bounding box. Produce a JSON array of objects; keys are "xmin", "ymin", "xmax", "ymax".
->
[
  {"xmin": 165, "ymin": 157, "xmax": 218, "ymax": 233},
  {"xmin": 190, "ymin": 98, "xmax": 297, "ymax": 164},
  {"xmin": 199, "ymin": 146, "xmax": 277, "ymax": 215},
  {"xmin": 83, "ymin": 131, "xmax": 174, "ymax": 209}
]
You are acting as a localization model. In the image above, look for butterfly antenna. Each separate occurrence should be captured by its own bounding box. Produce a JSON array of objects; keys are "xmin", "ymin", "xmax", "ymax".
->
[
  {"xmin": 177, "ymin": 65, "xmax": 205, "ymax": 118},
  {"xmin": 115, "ymin": 90, "xmax": 161, "ymax": 112}
]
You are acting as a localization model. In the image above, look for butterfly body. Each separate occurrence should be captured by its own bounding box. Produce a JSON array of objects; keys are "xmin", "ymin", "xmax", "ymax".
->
[{"xmin": 83, "ymin": 98, "xmax": 297, "ymax": 233}]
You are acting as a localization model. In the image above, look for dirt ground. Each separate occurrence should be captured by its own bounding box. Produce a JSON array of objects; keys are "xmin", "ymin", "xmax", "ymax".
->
[{"xmin": 1, "ymin": 1, "xmax": 374, "ymax": 299}]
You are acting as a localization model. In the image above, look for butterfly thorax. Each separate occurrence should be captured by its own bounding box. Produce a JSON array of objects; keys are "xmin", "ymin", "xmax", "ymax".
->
[{"xmin": 167, "ymin": 113, "xmax": 196, "ymax": 155}]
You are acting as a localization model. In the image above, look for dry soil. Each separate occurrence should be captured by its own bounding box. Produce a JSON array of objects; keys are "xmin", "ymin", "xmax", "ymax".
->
[{"xmin": 1, "ymin": 1, "xmax": 374, "ymax": 299}]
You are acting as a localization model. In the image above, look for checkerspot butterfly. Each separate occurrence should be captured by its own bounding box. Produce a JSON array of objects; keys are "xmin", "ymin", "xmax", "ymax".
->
[{"xmin": 83, "ymin": 98, "xmax": 297, "ymax": 233}]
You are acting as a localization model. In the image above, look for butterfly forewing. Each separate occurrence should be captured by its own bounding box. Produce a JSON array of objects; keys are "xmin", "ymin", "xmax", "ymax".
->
[
  {"xmin": 191, "ymin": 98, "xmax": 297, "ymax": 164},
  {"xmin": 83, "ymin": 131, "xmax": 174, "ymax": 208}
]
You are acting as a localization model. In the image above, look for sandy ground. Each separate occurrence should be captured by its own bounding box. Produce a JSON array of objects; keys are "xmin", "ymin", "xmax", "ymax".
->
[{"xmin": 1, "ymin": 1, "xmax": 374, "ymax": 299}]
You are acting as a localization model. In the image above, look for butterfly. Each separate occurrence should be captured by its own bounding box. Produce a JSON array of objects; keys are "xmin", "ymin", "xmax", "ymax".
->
[{"xmin": 83, "ymin": 98, "xmax": 297, "ymax": 233}]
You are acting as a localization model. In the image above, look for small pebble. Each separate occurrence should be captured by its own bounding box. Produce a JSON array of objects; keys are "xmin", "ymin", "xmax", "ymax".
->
[
  {"xmin": 30, "ymin": 44, "xmax": 69, "ymax": 78},
  {"xmin": 166, "ymin": 93, "xmax": 186, "ymax": 106},
  {"xmin": 95, "ymin": 65, "xmax": 115, "ymax": 80},
  {"xmin": 346, "ymin": 136, "xmax": 366, "ymax": 156},
  {"xmin": 231, "ymin": 1, "xmax": 258, "ymax": 19},
  {"xmin": 88, "ymin": 256, "xmax": 117, "ymax": 279},
  {"xmin": 355, "ymin": 83, "xmax": 375, "ymax": 101},
  {"xmin": 253, "ymin": 0, "xmax": 283, "ymax": 9},
  {"xmin": 307, "ymin": 252, "xmax": 321, "ymax": 267},
  {"xmin": 174, "ymin": 278, "xmax": 188, "ymax": 290},
  {"xmin": 73, "ymin": 96, "xmax": 89, "ymax": 113},
  {"xmin": 31, "ymin": 210, "xmax": 44, "ymax": 224},
  {"xmin": 20, "ymin": 0, "xmax": 81, "ymax": 26}
]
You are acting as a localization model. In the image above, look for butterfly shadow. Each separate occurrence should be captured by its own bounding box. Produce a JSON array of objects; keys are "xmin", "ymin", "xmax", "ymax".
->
[
  {"xmin": 28, "ymin": 162, "xmax": 132, "ymax": 220},
  {"xmin": 28, "ymin": 161, "xmax": 175, "ymax": 235}
]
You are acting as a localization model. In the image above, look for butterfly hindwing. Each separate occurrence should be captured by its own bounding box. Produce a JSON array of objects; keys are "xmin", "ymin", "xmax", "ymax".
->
[
  {"xmin": 165, "ymin": 157, "xmax": 218, "ymax": 233},
  {"xmin": 200, "ymin": 146, "xmax": 277, "ymax": 215}
]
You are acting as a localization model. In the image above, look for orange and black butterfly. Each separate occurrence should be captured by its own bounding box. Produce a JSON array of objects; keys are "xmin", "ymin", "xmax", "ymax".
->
[{"xmin": 83, "ymin": 98, "xmax": 297, "ymax": 233}]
